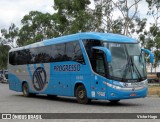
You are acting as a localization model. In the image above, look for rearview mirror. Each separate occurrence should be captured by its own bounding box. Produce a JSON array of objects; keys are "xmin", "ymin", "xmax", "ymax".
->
[{"xmin": 141, "ymin": 49, "xmax": 154, "ymax": 63}]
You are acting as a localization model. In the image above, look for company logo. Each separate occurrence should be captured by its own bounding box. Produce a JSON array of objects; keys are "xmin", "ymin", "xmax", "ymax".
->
[
  {"xmin": 2, "ymin": 114, "xmax": 11, "ymax": 119},
  {"xmin": 32, "ymin": 67, "xmax": 47, "ymax": 91},
  {"xmin": 54, "ymin": 64, "xmax": 80, "ymax": 72}
]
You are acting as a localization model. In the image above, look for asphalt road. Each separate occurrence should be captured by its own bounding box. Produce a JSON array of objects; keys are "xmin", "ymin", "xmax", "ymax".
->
[{"xmin": 0, "ymin": 83, "xmax": 160, "ymax": 121}]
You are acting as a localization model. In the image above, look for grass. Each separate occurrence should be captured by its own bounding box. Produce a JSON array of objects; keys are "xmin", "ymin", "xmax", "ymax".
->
[{"xmin": 148, "ymin": 85, "xmax": 160, "ymax": 97}]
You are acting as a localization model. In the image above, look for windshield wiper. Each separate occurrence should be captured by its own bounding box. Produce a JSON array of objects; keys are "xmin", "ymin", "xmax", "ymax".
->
[
  {"xmin": 122, "ymin": 57, "xmax": 132, "ymax": 82},
  {"xmin": 122, "ymin": 56, "xmax": 142, "ymax": 82},
  {"xmin": 131, "ymin": 59, "xmax": 143, "ymax": 81}
]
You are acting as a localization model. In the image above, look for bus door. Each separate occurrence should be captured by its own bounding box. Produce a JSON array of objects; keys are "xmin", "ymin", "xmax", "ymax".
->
[{"xmin": 91, "ymin": 50, "xmax": 108, "ymax": 99}]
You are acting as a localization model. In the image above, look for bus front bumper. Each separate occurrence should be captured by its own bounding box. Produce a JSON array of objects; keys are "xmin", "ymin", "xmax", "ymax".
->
[{"xmin": 103, "ymin": 80, "xmax": 148, "ymax": 100}]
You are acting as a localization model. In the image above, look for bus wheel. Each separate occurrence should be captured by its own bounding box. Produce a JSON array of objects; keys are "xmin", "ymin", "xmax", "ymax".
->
[
  {"xmin": 76, "ymin": 85, "xmax": 90, "ymax": 104},
  {"xmin": 47, "ymin": 95, "xmax": 57, "ymax": 99},
  {"xmin": 109, "ymin": 100, "xmax": 120, "ymax": 103},
  {"xmin": 22, "ymin": 83, "xmax": 30, "ymax": 97}
]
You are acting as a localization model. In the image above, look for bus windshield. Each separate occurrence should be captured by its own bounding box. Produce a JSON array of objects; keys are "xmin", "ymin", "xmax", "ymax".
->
[{"xmin": 103, "ymin": 42, "xmax": 146, "ymax": 81}]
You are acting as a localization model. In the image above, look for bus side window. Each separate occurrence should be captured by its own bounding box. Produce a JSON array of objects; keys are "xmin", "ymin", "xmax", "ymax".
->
[
  {"xmin": 92, "ymin": 51, "xmax": 106, "ymax": 76},
  {"xmin": 66, "ymin": 41, "xmax": 85, "ymax": 64},
  {"xmin": 9, "ymin": 52, "xmax": 16, "ymax": 65}
]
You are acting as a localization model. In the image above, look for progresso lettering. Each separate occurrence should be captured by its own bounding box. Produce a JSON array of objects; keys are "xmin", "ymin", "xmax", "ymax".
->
[{"xmin": 54, "ymin": 64, "xmax": 80, "ymax": 72}]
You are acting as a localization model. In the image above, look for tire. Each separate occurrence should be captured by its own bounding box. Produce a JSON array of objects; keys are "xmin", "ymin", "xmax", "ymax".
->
[
  {"xmin": 47, "ymin": 95, "xmax": 57, "ymax": 99},
  {"xmin": 109, "ymin": 100, "xmax": 120, "ymax": 103},
  {"xmin": 22, "ymin": 83, "xmax": 31, "ymax": 97},
  {"xmin": 75, "ymin": 85, "xmax": 90, "ymax": 104}
]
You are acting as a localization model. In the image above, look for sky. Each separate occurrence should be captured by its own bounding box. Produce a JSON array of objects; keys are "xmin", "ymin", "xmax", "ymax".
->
[
  {"xmin": 0, "ymin": 0, "xmax": 154, "ymax": 32},
  {"xmin": 0, "ymin": 0, "xmax": 54, "ymax": 29}
]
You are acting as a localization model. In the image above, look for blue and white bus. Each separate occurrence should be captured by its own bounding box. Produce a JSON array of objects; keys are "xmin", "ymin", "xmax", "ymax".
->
[{"xmin": 8, "ymin": 32, "xmax": 154, "ymax": 104}]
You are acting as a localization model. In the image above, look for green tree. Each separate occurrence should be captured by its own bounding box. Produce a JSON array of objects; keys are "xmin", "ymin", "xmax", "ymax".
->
[
  {"xmin": 18, "ymin": 0, "xmax": 94, "ymax": 46},
  {"xmin": 144, "ymin": 0, "xmax": 160, "ymax": 71},
  {"xmin": 0, "ymin": 23, "xmax": 19, "ymax": 69},
  {"xmin": 1, "ymin": 23, "xmax": 19, "ymax": 48},
  {"xmin": 54, "ymin": 0, "xmax": 96, "ymax": 34},
  {"xmin": 19, "ymin": 11, "xmax": 58, "ymax": 46},
  {"xmin": 93, "ymin": 0, "xmax": 146, "ymax": 36},
  {"xmin": 0, "ymin": 45, "xmax": 10, "ymax": 69}
]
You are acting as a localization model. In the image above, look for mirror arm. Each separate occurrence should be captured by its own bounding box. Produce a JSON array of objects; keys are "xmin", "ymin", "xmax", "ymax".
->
[
  {"xmin": 93, "ymin": 46, "xmax": 112, "ymax": 63},
  {"xmin": 141, "ymin": 49, "xmax": 154, "ymax": 63}
]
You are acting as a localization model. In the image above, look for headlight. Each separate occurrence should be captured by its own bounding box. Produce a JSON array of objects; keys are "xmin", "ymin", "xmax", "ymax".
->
[{"xmin": 103, "ymin": 81, "xmax": 122, "ymax": 90}]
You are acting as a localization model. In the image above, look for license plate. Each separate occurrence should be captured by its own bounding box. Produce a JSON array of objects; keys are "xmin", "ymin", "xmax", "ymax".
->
[{"xmin": 130, "ymin": 93, "xmax": 136, "ymax": 96}]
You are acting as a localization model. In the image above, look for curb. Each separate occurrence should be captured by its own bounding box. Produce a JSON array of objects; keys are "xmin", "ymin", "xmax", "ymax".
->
[
  {"xmin": 147, "ymin": 95, "xmax": 160, "ymax": 97},
  {"xmin": 0, "ymin": 82, "xmax": 8, "ymax": 84}
]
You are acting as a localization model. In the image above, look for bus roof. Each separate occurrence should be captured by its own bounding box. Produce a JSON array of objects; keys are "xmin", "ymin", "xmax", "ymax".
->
[{"xmin": 10, "ymin": 32, "xmax": 137, "ymax": 52}]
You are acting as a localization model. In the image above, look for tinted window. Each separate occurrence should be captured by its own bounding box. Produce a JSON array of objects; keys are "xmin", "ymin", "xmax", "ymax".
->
[
  {"xmin": 34, "ymin": 46, "xmax": 53, "ymax": 63},
  {"xmin": 83, "ymin": 40, "xmax": 102, "ymax": 59},
  {"xmin": 9, "ymin": 52, "xmax": 16, "ymax": 65},
  {"xmin": 83, "ymin": 40, "xmax": 102, "ymax": 69},
  {"xmin": 54, "ymin": 43, "xmax": 66, "ymax": 62},
  {"xmin": 9, "ymin": 41, "xmax": 85, "ymax": 65},
  {"xmin": 66, "ymin": 42, "xmax": 85, "ymax": 64},
  {"xmin": 95, "ymin": 52, "xmax": 106, "ymax": 76}
]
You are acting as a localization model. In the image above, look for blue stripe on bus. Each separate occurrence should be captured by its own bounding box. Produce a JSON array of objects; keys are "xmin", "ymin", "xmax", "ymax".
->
[
  {"xmin": 41, "ymin": 63, "xmax": 44, "ymax": 68},
  {"xmin": 34, "ymin": 64, "xmax": 37, "ymax": 70}
]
